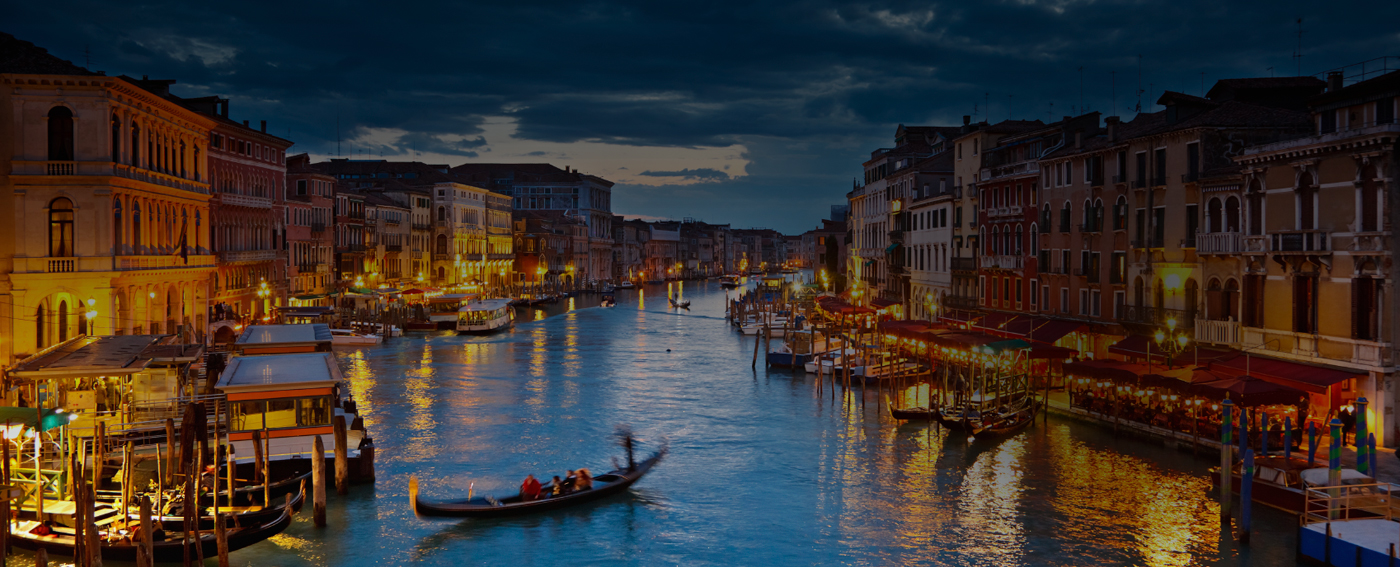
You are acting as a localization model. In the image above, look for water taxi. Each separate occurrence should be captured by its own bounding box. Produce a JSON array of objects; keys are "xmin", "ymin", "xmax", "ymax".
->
[
  {"xmin": 719, "ymin": 275, "xmax": 739, "ymax": 289},
  {"xmin": 457, "ymin": 299, "xmax": 516, "ymax": 334},
  {"xmin": 617, "ymin": 280, "xmax": 636, "ymax": 289},
  {"xmin": 330, "ymin": 328, "xmax": 382, "ymax": 346}
]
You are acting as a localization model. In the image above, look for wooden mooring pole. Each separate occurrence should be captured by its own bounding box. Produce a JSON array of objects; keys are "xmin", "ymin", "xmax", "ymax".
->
[
  {"xmin": 334, "ymin": 416, "xmax": 350, "ymax": 495},
  {"xmin": 313, "ymin": 435, "xmax": 327, "ymax": 526}
]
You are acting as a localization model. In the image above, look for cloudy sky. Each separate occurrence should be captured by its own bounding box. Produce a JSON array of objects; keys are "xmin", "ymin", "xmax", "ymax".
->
[{"xmin": 9, "ymin": 1, "xmax": 1400, "ymax": 233}]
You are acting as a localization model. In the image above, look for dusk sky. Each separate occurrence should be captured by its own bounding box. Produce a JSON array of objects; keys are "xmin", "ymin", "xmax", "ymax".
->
[{"xmin": 9, "ymin": 1, "xmax": 1400, "ymax": 233}]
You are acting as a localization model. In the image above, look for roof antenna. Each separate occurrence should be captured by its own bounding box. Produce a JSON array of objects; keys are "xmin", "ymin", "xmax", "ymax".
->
[
  {"xmin": 83, "ymin": 45, "xmax": 91, "ymax": 69},
  {"xmin": 1048, "ymin": 101, "xmax": 1054, "ymax": 122},
  {"xmin": 984, "ymin": 92, "xmax": 990, "ymax": 121},
  {"xmin": 1135, "ymin": 55, "xmax": 1144, "ymax": 113},
  {"xmin": 1293, "ymin": 17, "xmax": 1304, "ymax": 76},
  {"xmin": 1200, "ymin": 72, "xmax": 1206, "ymax": 96},
  {"xmin": 336, "ymin": 113, "xmax": 342, "ymax": 157}
]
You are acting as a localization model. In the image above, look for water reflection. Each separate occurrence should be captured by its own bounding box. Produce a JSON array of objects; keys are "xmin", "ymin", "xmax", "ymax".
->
[{"xmin": 209, "ymin": 280, "xmax": 1300, "ymax": 567}]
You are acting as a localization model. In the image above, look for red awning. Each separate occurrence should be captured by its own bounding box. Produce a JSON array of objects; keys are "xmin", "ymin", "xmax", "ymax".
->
[
  {"xmin": 1207, "ymin": 353, "xmax": 1362, "ymax": 394},
  {"xmin": 1064, "ymin": 359, "xmax": 1143, "ymax": 384},
  {"xmin": 1028, "ymin": 319, "xmax": 1085, "ymax": 345},
  {"xmin": 870, "ymin": 298, "xmax": 898, "ymax": 309},
  {"xmin": 1107, "ymin": 335, "xmax": 1170, "ymax": 362},
  {"xmin": 974, "ymin": 312, "xmax": 1020, "ymax": 334},
  {"xmin": 1192, "ymin": 375, "xmax": 1308, "ymax": 407},
  {"xmin": 938, "ymin": 310, "xmax": 980, "ymax": 325},
  {"xmin": 1029, "ymin": 344, "xmax": 1079, "ymax": 360}
]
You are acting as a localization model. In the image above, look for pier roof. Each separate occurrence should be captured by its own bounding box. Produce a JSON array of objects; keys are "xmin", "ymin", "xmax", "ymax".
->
[
  {"xmin": 8, "ymin": 335, "xmax": 177, "ymax": 379},
  {"xmin": 234, "ymin": 324, "xmax": 332, "ymax": 354},
  {"xmin": 217, "ymin": 352, "xmax": 343, "ymax": 393}
]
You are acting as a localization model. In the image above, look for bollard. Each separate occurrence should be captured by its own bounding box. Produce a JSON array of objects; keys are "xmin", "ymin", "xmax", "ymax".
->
[
  {"xmin": 140, "ymin": 495, "xmax": 154, "ymax": 567},
  {"xmin": 1220, "ymin": 399, "xmax": 1234, "ymax": 523},
  {"xmin": 1239, "ymin": 448, "xmax": 1254, "ymax": 544},
  {"xmin": 35, "ymin": 548, "xmax": 46, "ymax": 567},
  {"xmin": 217, "ymin": 512, "xmax": 231, "ymax": 567},
  {"xmin": 1329, "ymin": 418, "xmax": 1343, "ymax": 521},
  {"xmin": 1357, "ymin": 397, "xmax": 1370, "ymax": 475},
  {"xmin": 335, "ymin": 415, "xmax": 350, "ymax": 495},
  {"xmin": 1285, "ymin": 416, "xmax": 1293, "ymax": 462},
  {"xmin": 1369, "ymin": 433, "xmax": 1378, "ymax": 479},
  {"xmin": 313, "ymin": 435, "xmax": 328, "ymax": 527}
]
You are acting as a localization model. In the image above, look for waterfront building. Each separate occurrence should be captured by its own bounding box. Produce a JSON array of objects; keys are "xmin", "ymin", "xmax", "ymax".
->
[
  {"xmin": 611, "ymin": 218, "xmax": 648, "ymax": 281},
  {"xmin": 1225, "ymin": 69, "xmax": 1400, "ymax": 445},
  {"xmin": 452, "ymin": 163, "xmax": 613, "ymax": 284},
  {"xmin": 513, "ymin": 211, "xmax": 573, "ymax": 291},
  {"xmin": 905, "ymin": 153, "xmax": 956, "ymax": 321},
  {"xmin": 285, "ymin": 154, "xmax": 336, "ymax": 305},
  {"xmin": 888, "ymin": 149, "xmax": 954, "ymax": 316},
  {"xmin": 0, "ymin": 34, "xmax": 216, "ymax": 366},
  {"xmin": 363, "ymin": 192, "xmax": 410, "ymax": 283},
  {"xmin": 645, "ymin": 222, "xmax": 680, "ymax": 280},
  {"xmin": 334, "ymin": 190, "xmax": 367, "ymax": 288}
]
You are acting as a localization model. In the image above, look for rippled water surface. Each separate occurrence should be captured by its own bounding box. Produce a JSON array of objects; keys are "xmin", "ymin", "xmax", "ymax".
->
[{"xmin": 217, "ymin": 281, "xmax": 1297, "ymax": 566}]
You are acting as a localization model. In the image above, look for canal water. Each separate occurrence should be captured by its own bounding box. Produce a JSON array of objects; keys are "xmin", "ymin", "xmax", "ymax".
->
[{"xmin": 50, "ymin": 281, "xmax": 1306, "ymax": 565}]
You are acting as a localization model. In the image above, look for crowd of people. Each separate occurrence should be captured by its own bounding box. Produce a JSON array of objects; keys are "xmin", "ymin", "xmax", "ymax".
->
[{"xmin": 519, "ymin": 469, "xmax": 594, "ymax": 501}]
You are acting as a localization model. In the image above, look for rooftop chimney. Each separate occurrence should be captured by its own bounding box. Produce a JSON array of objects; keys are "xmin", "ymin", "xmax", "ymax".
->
[
  {"xmin": 243, "ymin": 120, "xmax": 249, "ymax": 127},
  {"xmin": 1074, "ymin": 132, "xmax": 1082, "ymax": 148},
  {"xmin": 1106, "ymin": 116, "xmax": 1120, "ymax": 142},
  {"xmin": 220, "ymin": 100, "xmax": 229, "ymax": 118},
  {"xmin": 260, "ymin": 120, "xmax": 266, "ymax": 133},
  {"xmin": 1327, "ymin": 71, "xmax": 1344, "ymax": 93},
  {"xmin": 963, "ymin": 115, "xmax": 971, "ymax": 126}
]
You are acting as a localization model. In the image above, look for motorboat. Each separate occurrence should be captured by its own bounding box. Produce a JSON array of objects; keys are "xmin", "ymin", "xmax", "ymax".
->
[
  {"xmin": 719, "ymin": 276, "xmax": 740, "ymax": 289},
  {"xmin": 617, "ymin": 281, "xmax": 636, "ymax": 290},
  {"xmin": 330, "ymin": 328, "xmax": 382, "ymax": 346},
  {"xmin": 457, "ymin": 299, "xmax": 516, "ymax": 334}
]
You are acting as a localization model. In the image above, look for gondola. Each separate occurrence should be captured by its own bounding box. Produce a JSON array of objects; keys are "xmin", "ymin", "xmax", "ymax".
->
[
  {"xmin": 411, "ymin": 449, "xmax": 665, "ymax": 518},
  {"xmin": 934, "ymin": 403, "xmax": 1038, "ymax": 437},
  {"xmin": 9, "ymin": 498, "xmax": 293, "ymax": 563},
  {"xmin": 669, "ymin": 299, "xmax": 690, "ymax": 309},
  {"xmin": 889, "ymin": 406, "xmax": 937, "ymax": 420},
  {"xmin": 134, "ymin": 482, "xmax": 306, "ymax": 532}
]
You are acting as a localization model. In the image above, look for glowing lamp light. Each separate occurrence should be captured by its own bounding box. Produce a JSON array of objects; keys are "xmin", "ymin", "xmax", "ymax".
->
[
  {"xmin": 85, "ymin": 310, "xmax": 97, "ymax": 320},
  {"xmin": 85, "ymin": 298, "xmax": 95, "ymax": 307},
  {"xmin": 1166, "ymin": 317, "xmax": 1177, "ymax": 331},
  {"xmin": 1177, "ymin": 334, "xmax": 1189, "ymax": 348},
  {"xmin": 1164, "ymin": 273, "xmax": 1182, "ymax": 291},
  {"xmin": 1154, "ymin": 330, "xmax": 1165, "ymax": 343}
]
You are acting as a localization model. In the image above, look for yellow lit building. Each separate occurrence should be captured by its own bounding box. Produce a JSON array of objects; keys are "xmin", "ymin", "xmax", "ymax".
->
[{"xmin": 0, "ymin": 34, "xmax": 215, "ymax": 367}]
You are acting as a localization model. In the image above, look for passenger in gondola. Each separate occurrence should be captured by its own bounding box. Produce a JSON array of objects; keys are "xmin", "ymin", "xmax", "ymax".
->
[
  {"xmin": 561, "ymin": 470, "xmax": 578, "ymax": 494},
  {"xmin": 574, "ymin": 468, "xmax": 593, "ymax": 491},
  {"xmin": 520, "ymin": 474, "xmax": 542, "ymax": 501},
  {"xmin": 550, "ymin": 475, "xmax": 564, "ymax": 497}
]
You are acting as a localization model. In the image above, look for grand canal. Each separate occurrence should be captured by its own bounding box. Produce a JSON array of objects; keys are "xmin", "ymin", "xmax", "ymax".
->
[{"xmin": 221, "ymin": 279, "xmax": 1299, "ymax": 567}]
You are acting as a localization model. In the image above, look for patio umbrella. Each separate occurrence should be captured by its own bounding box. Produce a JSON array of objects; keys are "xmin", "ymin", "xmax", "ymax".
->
[{"xmin": 1192, "ymin": 375, "xmax": 1306, "ymax": 407}]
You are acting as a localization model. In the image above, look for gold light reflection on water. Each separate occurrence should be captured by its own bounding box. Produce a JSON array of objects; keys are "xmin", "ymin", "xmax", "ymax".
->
[
  {"xmin": 340, "ymin": 349, "xmax": 374, "ymax": 417},
  {"xmin": 1046, "ymin": 424, "xmax": 1220, "ymax": 567},
  {"xmin": 529, "ymin": 326, "xmax": 549, "ymax": 378},
  {"xmin": 534, "ymin": 308, "xmax": 546, "ymax": 321},
  {"xmin": 954, "ymin": 437, "xmax": 1028, "ymax": 566},
  {"xmin": 567, "ymin": 297, "xmax": 575, "ymax": 311},
  {"xmin": 401, "ymin": 342, "xmax": 439, "ymax": 457},
  {"xmin": 266, "ymin": 534, "xmax": 324, "ymax": 564}
]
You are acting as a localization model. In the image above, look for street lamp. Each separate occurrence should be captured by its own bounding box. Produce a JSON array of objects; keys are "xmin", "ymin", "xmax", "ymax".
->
[{"xmin": 1151, "ymin": 317, "xmax": 1190, "ymax": 371}]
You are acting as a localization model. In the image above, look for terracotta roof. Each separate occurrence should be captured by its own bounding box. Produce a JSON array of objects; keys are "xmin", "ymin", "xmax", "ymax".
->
[
  {"xmin": 984, "ymin": 119, "xmax": 1046, "ymax": 134},
  {"xmin": 0, "ymin": 32, "xmax": 97, "ymax": 76}
]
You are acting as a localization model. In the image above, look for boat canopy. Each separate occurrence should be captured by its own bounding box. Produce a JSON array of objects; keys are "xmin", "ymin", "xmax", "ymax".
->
[{"xmin": 0, "ymin": 407, "xmax": 75, "ymax": 432}]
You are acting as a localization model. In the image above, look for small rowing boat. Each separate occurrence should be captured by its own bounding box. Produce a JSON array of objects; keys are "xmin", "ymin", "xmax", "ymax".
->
[{"xmin": 411, "ymin": 450, "xmax": 664, "ymax": 518}]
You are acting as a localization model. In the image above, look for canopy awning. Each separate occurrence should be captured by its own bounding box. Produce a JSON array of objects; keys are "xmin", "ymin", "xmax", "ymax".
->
[
  {"xmin": 1064, "ymin": 360, "xmax": 1144, "ymax": 384},
  {"xmin": 1029, "ymin": 344, "xmax": 1079, "ymax": 360},
  {"xmin": 0, "ymin": 407, "xmax": 74, "ymax": 432},
  {"xmin": 1027, "ymin": 319, "xmax": 1086, "ymax": 345},
  {"xmin": 1207, "ymin": 353, "xmax": 1362, "ymax": 394},
  {"xmin": 292, "ymin": 294, "xmax": 326, "ymax": 301},
  {"xmin": 1192, "ymin": 375, "xmax": 1308, "ymax": 407},
  {"xmin": 870, "ymin": 298, "xmax": 898, "ymax": 309},
  {"xmin": 884, "ymin": 243, "xmax": 899, "ymax": 253},
  {"xmin": 1107, "ymin": 334, "xmax": 1170, "ymax": 362}
]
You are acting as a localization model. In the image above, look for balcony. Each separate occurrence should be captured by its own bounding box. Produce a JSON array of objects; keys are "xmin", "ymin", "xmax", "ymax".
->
[
  {"xmin": 1133, "ymin": 178, "xmax": 1146, "ymax": 189},
  {"xmin": 296, "ymin": 263, "xmax": 317, "ymax": 272},
  {"xmin": 989, "ymin": 206, "xmax": 1024, "ymax": 219},
  {"xmin": 1181, "ymin": 171, "xmax": 1200, "ymax": 184},
  {"xmin": 1197, "ymin": 232, "xmax": 1242, "ymax": 255},
  {"xmin": 1350, "ymin": 232, "xmax": 1391, "ymax": 254},
  {"xmin": 1088, "ymin": 174, "xmax": 1104, "ymax": 187},
  {"xmin": 217, "ymin": 192, "xmax": 273, "ymax": 209},
  {"xmin": 1078, "ymin": 222, "xmax": 1102, "ymax": 234},
  {"xmin": 217, "ymin": 249, "xmax": 277, "ymax": 264},
  {"xmin": 1112, "ymin": 174, "xmax": 1126, "ymax": 184},
  {"xmin": 311, "ymin": 222, "xmax": 326, "ymax": 233},
  {"xmin": 951, "ymin": 257, "xmax": 977, "ymax": 272},
  {"xmin": 1119, "ymin": 305, "xmax": 1196, "ymax": 328},
  {"xmin": 1151, "ymin": 175, "xmax": 1167, "ymax": 187},
  {"xmin": 1270, "ymin": 230, "xmax": 1329, "ymax": 253},
  {"xmin": 412, "ymin": 223, "xmax": 432, "ymax": 231},
  {"xmin": 386, "ymin": 218, "xmax": 401, "ymax": 225},
  {"xmin": 984, "ymin": 255, "xmax": 1023, "ymax": 270},
  {"xmin": 13, "ymin": 161, "xmax": 210, "ymax": 193},
  {"xmin": 1195, "ymin": 319, "xmax": 1240, "ymax": 345},
  {"xmin": 385, "ymin": 244, "xmax": 403, "ymax": 252},
  {"xmin": 116, "ymin": 255, "xmax": 215, "ymax": 271},
  {"xmin": 1242, "ymin": 235, "xmax": 1269, "ymax": 254},
  {"xmin": 434, "ymin": 253, "xmax": 450, "ymax": 261},
  {"xmin": 946, "ymin": 295, "xmax": 979, "ymax": 309},
  {"xmin": 1074, "ymin": 266, "xmax": 1100, "ymax": 284}
]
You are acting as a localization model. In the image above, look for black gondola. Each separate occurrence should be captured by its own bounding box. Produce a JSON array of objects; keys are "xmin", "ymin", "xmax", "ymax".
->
[
  {"xmin": 669, "ymin": 299, "xmax": 690, "ymax": 309},
  {"xmin": 411, "ymin": 450, "xmax": 664, "ymax": 518},
  {"xmin": 135, "ymin": 482, "xmax": 306, "ymax": 532},
  {"xmin": 890, "ymin": 406, "xmax": 936, "ymax": 420},
  {"xmin": 9, "ymin": 498, "xmax": 293, "ymax": 563},
  {"xmin": 933, "ymin": 403, "xmax": 1039, "ymax": 437}
]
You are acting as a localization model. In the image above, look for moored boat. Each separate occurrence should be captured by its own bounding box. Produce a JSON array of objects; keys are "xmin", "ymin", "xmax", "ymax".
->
[
  {"xmin": 330, "ymin": 328, "xmax": 382, "ymax": 346},
  {"xmin": 9, "ymin": 502, "xmax": 293, "ymax": 563}
]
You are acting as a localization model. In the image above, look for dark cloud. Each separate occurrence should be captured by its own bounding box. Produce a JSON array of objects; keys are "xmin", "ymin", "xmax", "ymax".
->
[
  {"xmin": 638, "ymin": 168, "xmax": 731, "ymax": 181},
  {"xmin": 8, "ymin": 1, "xmax": 1400, "ymax": 232}
]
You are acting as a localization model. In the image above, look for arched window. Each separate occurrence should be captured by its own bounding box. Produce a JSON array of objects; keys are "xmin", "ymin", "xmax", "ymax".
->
[
  {"xmin": 133, "ymin": 202, "xmax": 142, "ymax": 250},
  {"xmin": 1041, "ymin": 204, "xmax": 1051, "ymax": 230},
  {"xmin": 1360, "ymin": 164, "xmax": 1380, "ymax": 232},
  {"xmin": 990, "ymin": 226, "xmax": 1000, "ymax": 255},
  {"xmin": 48, "ymin": 106, "xmax": 75, "ymax": 161},
  {"xmin": 438, "ymin": 206, "xmax": 447, "ymax": 222},
  {"xmin": 1059, "ymin": 202, "xmax": 1071, "ymax": 233},
  {"xmin": 1093, "ymin": 198, "xmax": 1104, "ymax": 231},
  {"xmin": 1224, "ymin": 197, "xmax": 1240, "ymax": 233},
  {"xmin": 1207, "ymin": 197, "xmax": 1222, "ymax": 233},
  {"xmin": 113, "ymin": 198, "xmax": 123, "ymax": 254},
  {"xmin": 1014, "ymin": 224, "xmax": 1023, "ymax": 254},
  {"xmin": 1185, "ymin": 278, "xmax": 1199, "ymax": 315},
  {"xmin": 1247, "ymin": 179, "xmax": 1264, "ymax": 235},
  {"xmin": 1297, "ymin": 172, "xmax": 1316, "ymax": 230},
  {"xmin": 196, "ymin": 211, "xmax": 202, "ymax": 251},
  {"xmin": 1114, "ymin": 196, "xmax": 1128, "ymax": 230},
  {"xmin": 1154, "ymin": 278, "xmax": 1165, "ymax": 309},
  {"xmin": 49, "ymin": 197, "xmax": 74, "ymax": 257},
  {"xmin": 35, "ymin": 305, "xmax": 46, "ymax": 349},
  {"xmin": 436, "ymin": 234, "xmax": 448, "ymax": 255},
  {"xmin": 130, "ymin": 123, "xmax": 141, "ymax": 167},
  {"xmin": 1030, "ymin": 224, "xmax": 1039, "ymax": 252},
  {"xmin": 1133, "ymin": 276, "xmax": 1145, "ymax": 307},
  {"xmin": 1082, "ymin": 199, "xmax": 1092, "ymax": 228},
  {"xmin": 58, "ymin": 300, "xmax": 69, "ymax": 342},
  {"xmin": 111, "ymin": 114, "xmax": 121, "ymax": 162}
]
